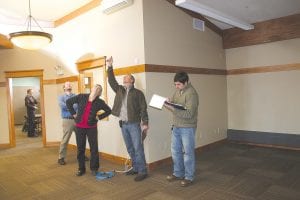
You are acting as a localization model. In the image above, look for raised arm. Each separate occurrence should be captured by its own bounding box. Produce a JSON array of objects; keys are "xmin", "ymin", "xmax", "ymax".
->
[{"xmin": 106, "ymin": 56, "xmax": 120, "ymax": 93}]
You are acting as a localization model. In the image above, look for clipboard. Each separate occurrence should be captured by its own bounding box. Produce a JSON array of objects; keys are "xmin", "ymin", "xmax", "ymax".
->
[{"xmin": 149, "ymin": 94, "xmax": 186, "ymax": 110}]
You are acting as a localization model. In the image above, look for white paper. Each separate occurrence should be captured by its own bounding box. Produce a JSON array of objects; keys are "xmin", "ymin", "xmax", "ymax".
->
[{"xmin": 149, "ymin": 94, "xmax": 167, "ymax": 109}]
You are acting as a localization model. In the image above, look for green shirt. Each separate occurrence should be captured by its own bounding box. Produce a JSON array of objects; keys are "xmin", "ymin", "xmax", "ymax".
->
[{"xmin": 171, "ymin": 83, "xmax": 199, "ymax": 127}]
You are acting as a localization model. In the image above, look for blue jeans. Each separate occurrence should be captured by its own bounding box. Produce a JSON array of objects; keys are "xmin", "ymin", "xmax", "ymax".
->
[
  {"xmin": 171, "ymin": 127, "xmax": 196, "ymax": 181},
  {"xmin": 121, "ymin": 122, "xmax": 147, "ymax": 174}
]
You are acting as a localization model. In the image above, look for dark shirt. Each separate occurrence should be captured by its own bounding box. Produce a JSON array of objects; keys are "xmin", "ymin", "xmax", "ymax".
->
[
  {"xmin": 25, "ymin": 95, "xmax": 37, "ymax": 111},
  {"xmin": 66, "ymin": 94, "xmax": 111, "ymax": 127}
]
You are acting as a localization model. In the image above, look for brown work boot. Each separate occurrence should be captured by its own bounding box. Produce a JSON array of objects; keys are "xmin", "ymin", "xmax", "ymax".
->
[
  {"xmin": 180, "ymin": 179, "xmax": 193, "ymax": 187},
  {"xmin": 166, "ymin": 174, "xmax": 184, "ymax": 182}
]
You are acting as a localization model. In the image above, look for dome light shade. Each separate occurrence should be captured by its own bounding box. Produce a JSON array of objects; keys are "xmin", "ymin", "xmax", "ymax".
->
[
  {"xmin": 9, "ymin": 31, "xmax": 52, "ymax": 50},
  {"xmin": 8, "ymin": 0, "xmax": 53, "ymax": 50}
]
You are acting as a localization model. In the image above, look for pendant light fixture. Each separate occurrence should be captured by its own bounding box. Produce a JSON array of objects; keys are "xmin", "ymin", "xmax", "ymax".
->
[{"xmin": 9, "ymin": 0, "xmax": 53, "ymax": 50}]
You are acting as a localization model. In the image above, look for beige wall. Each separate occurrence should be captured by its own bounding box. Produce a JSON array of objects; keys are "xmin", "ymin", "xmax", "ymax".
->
[
  {"xmin": 0, "ymin": 0, "xmax": 145, "ymax": 155},
  {"xmin": 143, "ymin": 0, "xmax": 225, "ymax": 69},
  {"xmin": 146, "ymin": 73, "xmax": 227, "ymax": 162},
  {"xmin": 143, "ymin": 0, "xmax": 227, "ymax": 162},
  {"xmin": 226, "ymin": 38, "xmax": 300, "ymax": 135}
]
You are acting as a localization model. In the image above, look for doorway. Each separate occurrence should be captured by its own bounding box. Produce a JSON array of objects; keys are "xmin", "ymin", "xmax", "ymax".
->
[{"xmin": 5, "ymin": 70, "xmax": 46, "ymax": 147}]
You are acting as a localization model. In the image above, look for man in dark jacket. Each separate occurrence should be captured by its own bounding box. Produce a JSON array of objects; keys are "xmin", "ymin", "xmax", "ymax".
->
[
  {"xmin": 107, "ymin": 56, "xmax": 149, "ymax": 182},
  {"xmin": 25, "ymin": 89, "xmax": 38, "ymax": 137},
  {"xmin": 66, "ymin": 84, "xmax": 111, "ymax": 176}
]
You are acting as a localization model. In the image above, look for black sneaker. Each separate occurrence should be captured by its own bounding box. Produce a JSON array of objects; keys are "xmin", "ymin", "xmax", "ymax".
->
[
  {"xmin": 76, "ymin": 170, "xmax": 86, "ymax": 176},
  {"xmin": 134, "ymin": 173, "xmax": 148, "ymax": 182},
  {"xmin": 58, "ymin": 158, "xmax": 66, "ymax": 165}
]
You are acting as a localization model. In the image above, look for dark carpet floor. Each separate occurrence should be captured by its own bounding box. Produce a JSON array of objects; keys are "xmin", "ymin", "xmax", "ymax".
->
[{"xmin": 0, "ymin": 126, "xmax": 299, "ymax": 200}]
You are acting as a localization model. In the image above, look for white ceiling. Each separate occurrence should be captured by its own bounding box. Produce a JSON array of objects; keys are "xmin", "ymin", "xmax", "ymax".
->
[
  {"xmin": 0, "ymin": 0, "xmax": 93, "ymax": 22},
  {"xmin": 192, "ymin": 0, "xmax": 300, "ymax": 29},
  {"xmin": 0, "ymin": 0, "xmax": 299, "ymax": 30}
]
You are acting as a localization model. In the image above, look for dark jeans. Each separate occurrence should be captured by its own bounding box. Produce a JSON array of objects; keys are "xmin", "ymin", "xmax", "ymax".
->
[
  {"xmin": 27, "ymin": 109, "xmax": 35, "ymax": 137},
  {"xmin": 75, "ymin": 127, "xmax": 99, "ymax": 171}
]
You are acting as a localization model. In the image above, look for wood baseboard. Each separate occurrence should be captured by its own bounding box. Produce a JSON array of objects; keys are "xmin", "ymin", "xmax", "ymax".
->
[
  {"xmin": 229, "ymin": 141, "xmax": 300, "ymax": 151},
  {"xmin": 63, "ymin": 140, "xmax": 227, "ymax": 171},
  {"xmin": 0, "ymin": 143, "xmax": 11, "ymax": 149},
  {"xmin": 45, "ymin": 141, "xmax": 60, "ymax": 147}
]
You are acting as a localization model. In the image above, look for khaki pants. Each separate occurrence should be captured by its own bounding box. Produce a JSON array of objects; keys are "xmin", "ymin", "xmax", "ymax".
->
[{"xmin": 58, "ymin": 119, "xmax": 76, "ymax": 159}]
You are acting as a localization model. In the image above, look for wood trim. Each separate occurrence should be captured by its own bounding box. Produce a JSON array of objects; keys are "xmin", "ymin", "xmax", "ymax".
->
[
  {"xmin": 45, "ymin": 141, "xmax": 60, "ymax": 147},
  {"xmin": 145, "ymin": 64, "xmax": 227, "ymax": 75},
  {"xmin": 68, "ymin": 144, "xmax": 128, "ymax": 165},
  {"xmin": 6, "ymin": 78, "xmax": 15, "ymax": 147},
  {"xmin": 113, "ymin": 65, "xmax": 146, "ymax": 76},
  {"xmin": 54, "ymin": 0, "xmax": 102, "ymax": 27},
  {"xmin": 100, "ymin": 152, "xmax": 129, "ymax": 166},
  {"xmin": 223, "ymin": 14, "xmax": 300, "ymax": 49},
  {"xmin": 43, "ymin": 76, "xmax": 78, "ymax": 85},
  {"xmin": 0, "ymin": 143, "xmax": 11, "ymax": 149},
  {"xmin": 76, "ymin": 56, "xmax": 106, "ymax": 72},
  {"xmin": 56, "ymin": 76, "xmax": 78, "ymax": 84},
  {"xmin": 5, "ymin": 70, "xmax": 44, "ymax": 78},
  {"xmin": 76, "ymin": 57, "xmax": 108, "ymax": 120},
  {"xmin": 43, "ymin": 79, "xmax": 57, "ymax": 85},
  {"xmin": 0, "ymin": 33, "xmax": 13, "ymax": 49},
  {"xmin": 165, "ymin": 0, "xmax": 223, "ymax": 36},
  {"xmin": 227, "ymin": 63, "xmax": 300, "ymax": 75},
  {"xmin": 5, "ymin": 70, "xmax": 46, "ymax": 147},
  {"xmin": 230, "ymin": 141, "xmax": 300, "ymax": 151},
  {"xmin": 0, "ymin": 82, "xmax": 6, "ymax": 87}
]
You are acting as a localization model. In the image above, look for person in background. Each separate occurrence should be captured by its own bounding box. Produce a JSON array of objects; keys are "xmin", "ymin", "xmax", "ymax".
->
[
  {"xmin": 66, "ymin": 84, "xmax": 111, "ymax": 176},
  {"xmin": 107, "ymin": 56, "xmax": 149, "ymax": 182},
  {"xmin": 164, "ymin": 71, "xmax": 199, "ymax": 187},
  {"xmin": 57, "ymin": 82, "xmax": 89, "ymax": 165},
  {"xmin": 25, "ymin": 89, "xmax": 38, "ymax": 137}
]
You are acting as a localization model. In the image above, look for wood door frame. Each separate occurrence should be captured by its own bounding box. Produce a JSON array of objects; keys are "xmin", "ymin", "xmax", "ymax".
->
[
  {"xmin": 76, "ymin": 56, "xmax": 107, "ymax": 102},
  {"xmin": 5, "ymin": 70, "xmax": 46, "ymax": 147}
]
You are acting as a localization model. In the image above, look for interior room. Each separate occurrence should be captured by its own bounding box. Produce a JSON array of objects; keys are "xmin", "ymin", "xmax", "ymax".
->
[{"xmin": 0, "ymin": 0, "xmax": 299, "ymax": 199}]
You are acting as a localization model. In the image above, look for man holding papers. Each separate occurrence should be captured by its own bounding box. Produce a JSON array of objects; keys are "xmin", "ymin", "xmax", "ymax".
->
[{"xmin": 164, "ymin": 71, "xmax": 199, "ymax": 187}]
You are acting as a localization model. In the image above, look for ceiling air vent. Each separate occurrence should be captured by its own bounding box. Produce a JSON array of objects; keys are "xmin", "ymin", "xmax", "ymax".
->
[
  {"xmin": 193, "ymin": 18, "xmax": 205, "ymax": 31},
  {"xmin": 101, "ymin": 0, "xmax": 133, "ymax": 14}
]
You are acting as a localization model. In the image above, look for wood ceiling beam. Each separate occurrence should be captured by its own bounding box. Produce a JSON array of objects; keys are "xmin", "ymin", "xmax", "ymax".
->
[
  {"xmin": 0, "ymin": 34, "xmax": 13, "ymax": 49},
  {"xmin": 223, "ymin": 13, "xmax": 300, "ymax": 49}
]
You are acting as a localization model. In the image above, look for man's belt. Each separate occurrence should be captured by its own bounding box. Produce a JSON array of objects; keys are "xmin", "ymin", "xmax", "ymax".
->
[{"xmin": 63, "ymin": 116, "xmax": 74, "ymax": 119}]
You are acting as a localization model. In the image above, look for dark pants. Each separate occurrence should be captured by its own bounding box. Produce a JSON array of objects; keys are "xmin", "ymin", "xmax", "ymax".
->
[
  {"xmin": 27, "ymin": 109, "xmax": 35, "ymax": 137},
  {"xmin": 75, "ymin": 127, "xmax": 99, "ymax": 171}
]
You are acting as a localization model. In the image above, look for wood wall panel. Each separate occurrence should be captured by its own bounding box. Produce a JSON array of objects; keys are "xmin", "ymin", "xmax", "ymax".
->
[
  {"xmin": 145, "ymin": 64, "xmax": 227, "ymax": 75},
  {"xmin": 5, "ymin": 70, "xmax": 44, "ymax": 78},
  {"xmin": 227, "ymin": 63, "xmax": 300, "ymax": 75},
  {"xmin": 223, "ymin": 14, "xmax": 300, "ymax": 49},
  {"xmin": 43, "ymin": 76, "xmax": 78, "ymax": 85}
]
